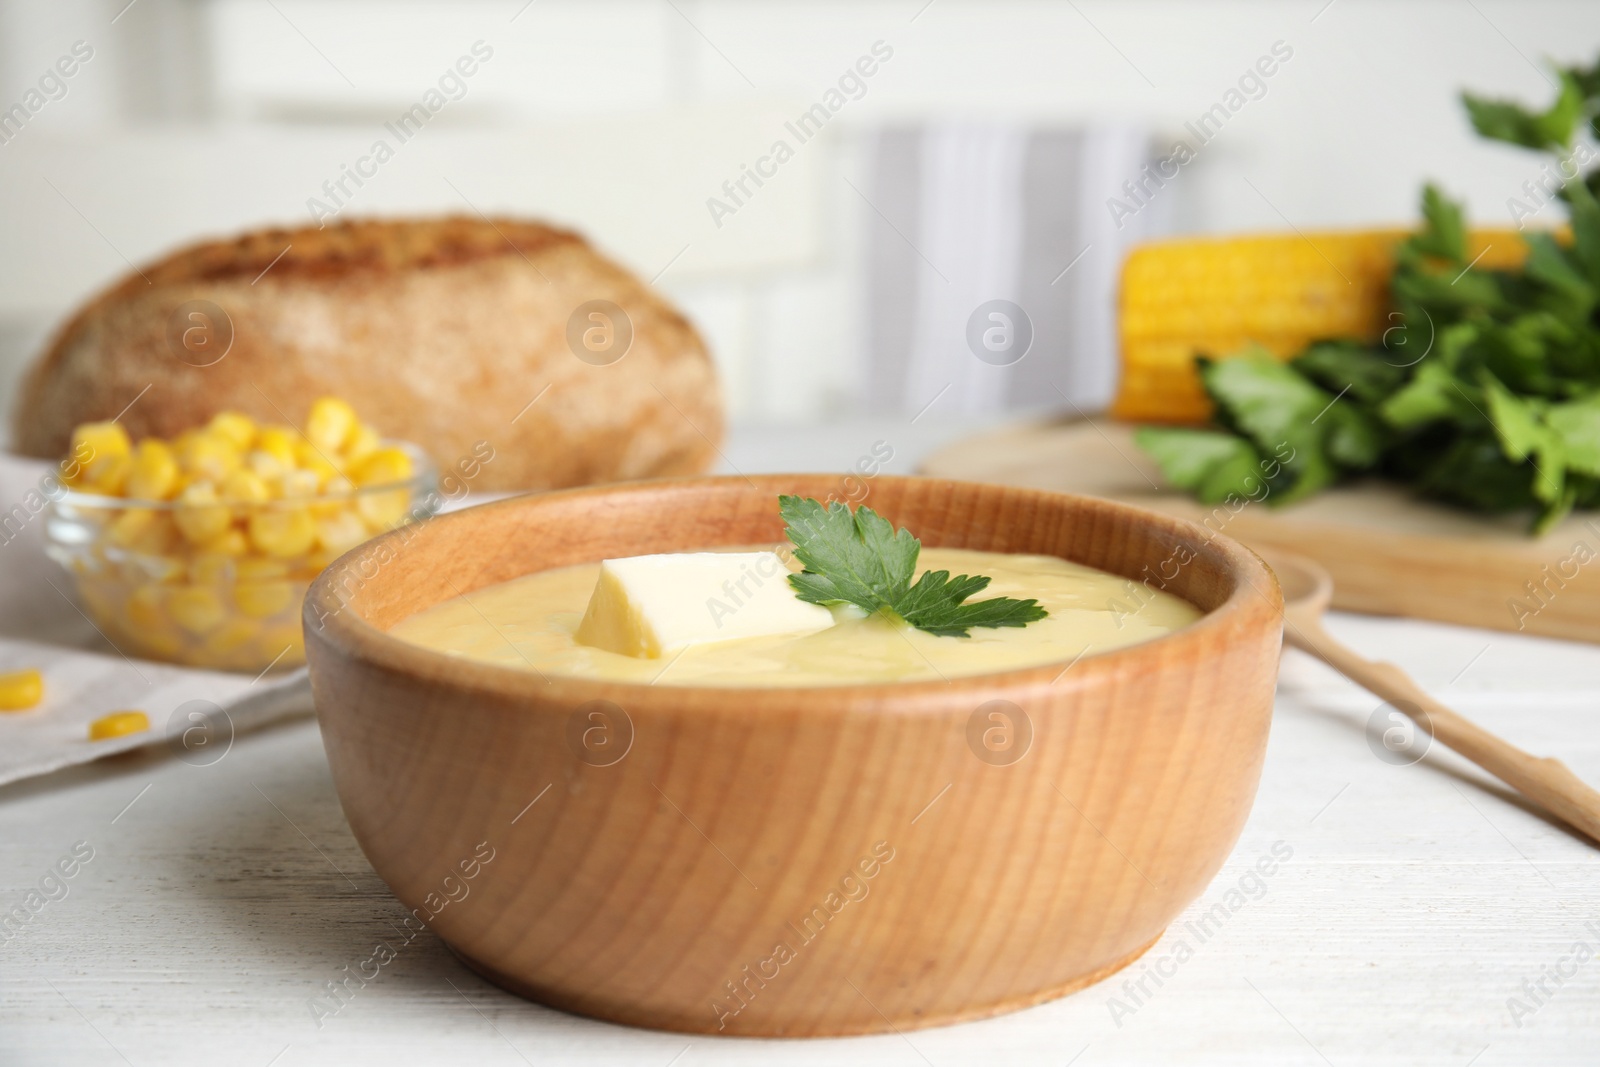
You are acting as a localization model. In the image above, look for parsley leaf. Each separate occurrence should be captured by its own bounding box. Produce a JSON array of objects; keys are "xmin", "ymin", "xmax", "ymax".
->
[{"xmin": 778, "ymin": 495, "xmax": 1048, "ymax": 638}]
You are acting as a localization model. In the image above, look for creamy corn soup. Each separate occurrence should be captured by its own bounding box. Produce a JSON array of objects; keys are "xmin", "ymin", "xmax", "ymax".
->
[{"xmin": 388, "ymin": 547, "xmax": 1201, "ymax": 687}]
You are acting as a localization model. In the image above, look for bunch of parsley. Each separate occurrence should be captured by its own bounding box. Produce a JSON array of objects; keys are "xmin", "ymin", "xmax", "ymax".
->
[{"xmin": 1136, "ymin": 56, "xmax": 1600, "ymax": 534}]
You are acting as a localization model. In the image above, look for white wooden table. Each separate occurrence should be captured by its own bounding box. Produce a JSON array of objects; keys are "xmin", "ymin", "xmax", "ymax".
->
[{"xmin": 3, "ymin": 422, "xmax": 1598, "ymax": 1065}]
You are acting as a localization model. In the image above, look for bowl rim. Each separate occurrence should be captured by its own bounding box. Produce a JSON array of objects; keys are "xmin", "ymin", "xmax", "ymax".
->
[
  {"xmin": 304, "ymin": 474, "xmax": 1283, "ymax": 702},
  {"xmin": 48, "ymin": 440, "xmax": 438, "ymax": 511}
]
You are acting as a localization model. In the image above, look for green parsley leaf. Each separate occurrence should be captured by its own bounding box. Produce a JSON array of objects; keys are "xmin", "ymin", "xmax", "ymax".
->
[
  {"xmin": 1292, "ymin": 340, "xmax": 1407, "ymax": 404},
  {"xmin": 778, "ymin": 495, "xmax": 1048, "ymax": 639},
  {"xmin": 1461, "ymin": 69, "xmax": 1583, "ymax": 150},
  {"xmin": 1546, "ymin": 394, "xmax": 1600, "ymax": 475},
  {"xmin": 1132, "ymin": 427, "xmax": 1264, "ymax": 504},
  {"xmin": 1200, "ymin": 352, "xmax": 1339, "ymax": 502},
  {"xmin": 1411, "ymin": 183, "xmax": 1469, "ymax": 262}
]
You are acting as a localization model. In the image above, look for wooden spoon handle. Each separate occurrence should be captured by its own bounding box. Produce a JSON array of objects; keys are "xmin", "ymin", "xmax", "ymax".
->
[{"xmin": 1286, "ymin": 622, "xmax": 1600, "ymax": 844}]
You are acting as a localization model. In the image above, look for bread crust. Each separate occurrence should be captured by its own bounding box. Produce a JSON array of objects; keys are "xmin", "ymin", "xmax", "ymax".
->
[{"xmin": 13, "ymin": 217, "xmax": 723, "ymax": 491}]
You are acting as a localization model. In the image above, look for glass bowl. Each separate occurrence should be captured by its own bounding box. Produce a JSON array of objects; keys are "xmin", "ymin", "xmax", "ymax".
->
[{"xmin": 44, "ymin": 442, "xmax": 438, "ymax": 673}]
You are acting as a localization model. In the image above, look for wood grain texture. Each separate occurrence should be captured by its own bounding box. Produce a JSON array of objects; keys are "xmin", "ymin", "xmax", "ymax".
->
[
  {"xmin": 920, "ymin": 417, "xmax": 1600, "ymax": 646},
  {"xmin": 302, "ymin": 475, "xmax": 1283, "ymax": 1036}
]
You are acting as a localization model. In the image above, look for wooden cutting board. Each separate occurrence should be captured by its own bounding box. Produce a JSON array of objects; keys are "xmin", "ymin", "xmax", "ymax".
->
[{"xmin": 920, "ymin": 417, "xmax": 1600, "ymax": 645}]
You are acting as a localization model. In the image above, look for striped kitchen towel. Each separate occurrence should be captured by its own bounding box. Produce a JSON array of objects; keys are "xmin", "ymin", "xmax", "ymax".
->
[{"xmin": 864, "ymin": 123, "xmax": 1164, "ymax": 417}]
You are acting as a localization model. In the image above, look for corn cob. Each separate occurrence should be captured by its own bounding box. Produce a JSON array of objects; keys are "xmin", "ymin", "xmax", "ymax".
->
[{"xmin": 1112, "ymin": 228, "xmax": 1533, "ymax": 424}]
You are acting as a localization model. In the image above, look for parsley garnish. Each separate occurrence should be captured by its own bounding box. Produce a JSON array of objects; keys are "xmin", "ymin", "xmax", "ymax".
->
[{"xmin": 778, "ymin": 495, "xmax": 1048, "ymax": 638}]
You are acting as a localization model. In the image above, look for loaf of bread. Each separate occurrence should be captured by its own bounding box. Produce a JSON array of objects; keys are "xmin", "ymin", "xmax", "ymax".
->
[{"xmin": 11, "ymin": 217, "xmax": 723, "ymax": 492}]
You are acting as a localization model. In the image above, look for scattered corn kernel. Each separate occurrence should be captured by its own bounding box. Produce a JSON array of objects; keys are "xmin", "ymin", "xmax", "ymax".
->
[
  {"xmin": 88, "ymin": 710, "xmax": 149, "ymax": 741},
  {"xmin": 248, "ymin": 507, "xmax": 316, "ymax": 558},
  {"xmin": 125, "ymin": 439, "xmax": 180, "ymax": 500},
  {"xmin": 0, "ymin": 669, "xmax": 44, "ymax": 711},
  {"xmin": 207, "ymin": 411, "xmax": 258, "ymax": 450},
  {"xmin": 306, "ymin": 396, "xmax": 358, "ymax": 453}
]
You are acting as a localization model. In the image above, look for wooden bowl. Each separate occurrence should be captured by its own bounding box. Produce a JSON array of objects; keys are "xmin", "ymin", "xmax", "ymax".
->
[{"xmin": 304, "ymin": 475, "xmax": 1282, "ymax": 1037}]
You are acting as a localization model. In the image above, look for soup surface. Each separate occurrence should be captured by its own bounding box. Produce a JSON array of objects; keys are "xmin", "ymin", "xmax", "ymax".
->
[{"xmin": 388, "ymin": 547, "xmax": 1201, "ymax": 687}]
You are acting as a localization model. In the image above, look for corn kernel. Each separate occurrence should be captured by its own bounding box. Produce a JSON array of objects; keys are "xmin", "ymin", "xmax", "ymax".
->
[
  {"xmin": 188, "ymin": 552, "xmax": 236, "ymax": 586},
  {"xmin": 67, "ymin": 422, "xmax": 133, "ymax": 491},
  {"xmin": 246, "ymin": 449, "xmax": 288, "ymax": 482},
  {"xmin": 168, "ymin": 585, "xmax": 226, "ymax": 634},
  {"xmin": 306, "ymin": 396, "xmax": 358, "ymax": 453},
  {"xmin": 177, "ymin": 432, "xmax": 241, "ymax": 483},
  {"xmin": 352, "ymin": 446, "xmax": 414, "ymax": 487},
  {"xmin": 257, "ymin": 622, "xmax": 305, "ymax": 663},
  {"xmin": 234, "ymin": 578, "xmax": 295, "ymax": 618},
  {"xmin": 174, "ymin": 482, "xmax": 232, "ymax": 543},
  {"xmin": 0, "ymin": 669, "xmax": 44, "ymax": 711},
  {"xmin": 200, "ymin": 527, "xmax": 249, "ymax": 557},
  {"xmin": 357, "ymin": 489, "xmax": 410, "ymax": 531},
  {"xmin": 89, "ymin": 710, "xmax": 149, "ymax": 741},
  {"xmin": 314, "ymin": 510, "xmax": 369, "ymax": 555},
  {"xmin": 207, "ymin": 411, "xmax": 257, "ymax": 450},
  {"xmin": 342, "ymin": 423, "xmax": 381, "ymax": 466},
  {"xmin": 220, "ymin": 469, "xmax": 271, "ymax": 504},
  {"xmin": 295, "ymin": 440, "xmax": 342, "ymax": 484},
  {"xmin": 276, "ymin": 470, "xmax": 321, "ymax": 500},
  {"xmin": 124, "ymin": 513, "xmax": 176, "ymax": 556},
  {"xmin": 122, "ymin": 550, "xmax": 183, "ymax": 584},
  {"xmin": 202, "ymin": 617, "xmax": 259, "ymax": 656},
  {"xmin": 107, "ymin": 508, "xmax": 158, "ymax": 548},
  {"xmin": 255, "ymin": 426, "xmax": 299, "ymax": 467},
  {"xmin": 237, "ymin": 557, "xmax": 289, "ymax": 581},
  {"xmin": 310, "ymin": 476, "xmax": 354, "ymax": 519},
  {"xmin": 248, "ymin": 508, "xmax": 315, "ymax": 558},
  {"xmin": 125, "ymin": 584, "xmax": 167, "ymax": 631},
  {"xmin": 126, "ymin": 439, "xmax": 180, "ymax": 500}
]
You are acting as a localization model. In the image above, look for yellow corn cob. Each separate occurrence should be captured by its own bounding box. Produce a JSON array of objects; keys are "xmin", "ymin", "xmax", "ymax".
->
[{"xmin": 1112, "ymin": 227, "xmax": 1535, "ymax": 424}]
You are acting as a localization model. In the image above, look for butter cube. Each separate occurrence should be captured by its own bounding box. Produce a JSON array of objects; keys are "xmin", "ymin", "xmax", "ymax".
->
[{"xmin": 575, "ymin": 551, "xmax": 834, "ymax": 658}]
